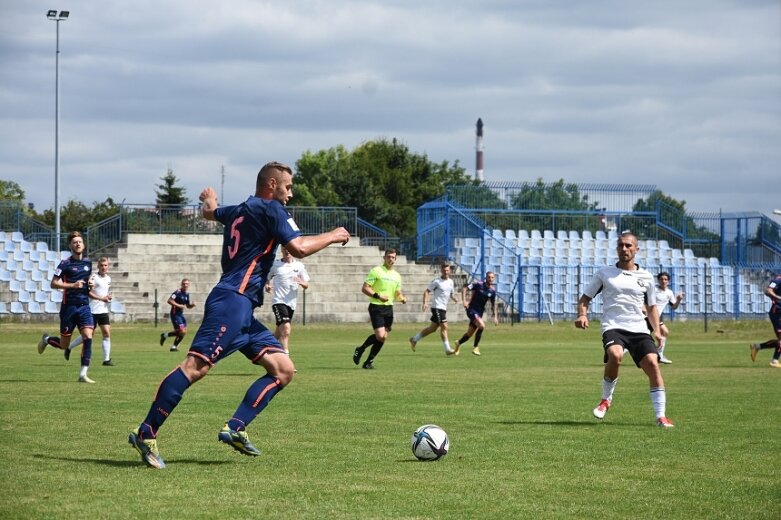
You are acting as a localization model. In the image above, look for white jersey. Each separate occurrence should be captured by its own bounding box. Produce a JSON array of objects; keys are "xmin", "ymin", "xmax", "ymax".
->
[
  {"xmin": 427, "ymin": 277, "xmax": 455, "ymax": 310},
  {"xmin": 654, "ymin": 286, "xmax": 676, "ymax": 315},
  {"xmin": 268, "ymin": 259, "xmax": 310, "ymax": 310},
  {"xmin": 89, "ymin": 273, "xmax": 111, "ymax": 315},
  {"xmin": 583, "ymin": 265, "xmax": 657, "ymax": 334}
]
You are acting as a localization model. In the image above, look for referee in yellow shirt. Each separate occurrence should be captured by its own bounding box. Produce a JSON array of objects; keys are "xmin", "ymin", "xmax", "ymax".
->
[{"xmin": 353, "ymin": 249, "xmax": 407, "ymax": 369}]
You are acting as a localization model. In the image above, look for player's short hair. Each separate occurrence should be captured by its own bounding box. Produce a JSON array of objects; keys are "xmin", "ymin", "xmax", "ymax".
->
[
  {"xmin": 256, "ymin": 161, "xmax": 293, "ymax": 191},
  {"xmin": 657, "ymin": 272, "xmax": 670, "ymax": 281},
  {"xmin": 98, "ymin": 256, "xmax": 110, "ymax": 264},
  {"xmin": 67, "ymin": 231, "xmax": 83, "ymax": 243},
  {"xmin": 384, "ymin": 249, "xmax": 397, "ymax": 257}
]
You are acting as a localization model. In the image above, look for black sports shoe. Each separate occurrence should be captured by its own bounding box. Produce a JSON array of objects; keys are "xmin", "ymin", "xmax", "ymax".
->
[
  {"xmin": 353, "ymin": 347, "xmax": 364, "ymax": 365},
  {"xmin": 159, "ymin": 333, "xmax": 166, "ymax": 346},
  {"xmin": 362, "ymin": 360, "xmax": 374, "ymax": 370},
  {"xmin": 64, "ymin": 348, "xmax": 71, "ymax": 361},
  {"xmin": 102, "ymin": 359, "xmax": 114, "ymax": 366}
]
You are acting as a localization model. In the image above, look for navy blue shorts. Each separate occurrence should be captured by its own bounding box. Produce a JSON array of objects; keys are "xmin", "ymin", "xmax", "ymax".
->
[
  {"xmin": 602, "ymin": 329, "xmax": 658, "ymax": 367},
  {"xmin": 466, "ymin": 308, "xmax": 483, "ymax": 325},
  {"xmin": 59, "ymin": 304, "xmax": 94, "ymax": 336},
  {"xmin": 770, "ymin": 311, "xmax": 781, "ymax": 334},
  {"xmin": 170, "ymin": 313, "xmax": 187, "ymax": 332},
  {"xmin": 188, "ymin": 288, "xmax": 284, "ymax": 366}
]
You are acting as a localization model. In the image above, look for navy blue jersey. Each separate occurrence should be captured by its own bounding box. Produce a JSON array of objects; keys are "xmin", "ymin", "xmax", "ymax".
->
[
  {"xmin": 466, "ymin": 281, "xmax": 496, "ymax": 315},
  {"xmin": 768, "ymin": 276, "xmax": 781, "ymax": 314},
  {"xmin": 213, "ymin": 196, "xmax": 301, "ymax": 306},
  {"xmin": 169, "ymin": 290, "xmax": 191, "ymax": 316},
  {"xmin": 54, "ymin": 256, "xmax": 92, "ymax": 307}
]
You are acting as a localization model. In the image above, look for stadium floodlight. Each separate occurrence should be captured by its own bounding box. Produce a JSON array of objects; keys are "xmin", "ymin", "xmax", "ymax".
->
[{"xmin": 47, "ymin": 9, "xmax": 69, "ymax": 251}]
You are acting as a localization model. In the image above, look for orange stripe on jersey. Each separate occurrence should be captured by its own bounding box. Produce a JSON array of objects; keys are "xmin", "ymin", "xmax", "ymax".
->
[
  {"xmin": 238, "ymin": 240, "xmax": 276, "ymax": 294},
  {"xmin": 252, "ymin": 378, "xmax": 281, "ymax": 408}
]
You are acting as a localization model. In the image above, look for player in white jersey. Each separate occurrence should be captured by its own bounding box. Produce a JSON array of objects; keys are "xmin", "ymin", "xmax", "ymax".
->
[
  {"xmin": 575, "ymin": 232, "xmax": 674, "ymax": 428},
  {"xmin": 66, "ymin": 256, "xmax": 115, "ymax": 365},
  {"xmin": 409, "ymin": 264, "xmax": 459, "ymax": 355},
  {"xmin": 653, "ymin": 272, "xmax": 683, "ymax": 364},
  {"xmin": 265, "ymin": 246, "xmax": 310, "ymax": 354}
]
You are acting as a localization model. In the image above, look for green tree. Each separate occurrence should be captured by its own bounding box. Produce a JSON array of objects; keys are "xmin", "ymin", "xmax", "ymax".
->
[
  {"xmin": 155, "ymin": 168, "xmax": 189, "ymax": 207},
  {"xmin": 292, "ymin": 138, "xmax": 472, "ymax": 236},
  {"xmin": 37, "ymin": 197, "xmax": 120, "ymax": 231},
  {"xmin": 0, "ymin": 179, "xmax": 25, "ymax": 201},
  {"xmin": 510, "ymin": 178, "xmax": 598, "ymax": 211}
]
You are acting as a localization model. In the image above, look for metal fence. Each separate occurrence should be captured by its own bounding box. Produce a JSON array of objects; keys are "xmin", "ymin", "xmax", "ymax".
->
[{"xmin": 1, "ymin": 202, "xmax": 408, "ymax": 256}]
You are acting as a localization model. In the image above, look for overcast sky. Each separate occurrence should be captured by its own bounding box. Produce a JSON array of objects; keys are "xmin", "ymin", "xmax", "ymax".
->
[{"xmin": 1, "ymin": 0, "xmax": 779, "ymax": 218}]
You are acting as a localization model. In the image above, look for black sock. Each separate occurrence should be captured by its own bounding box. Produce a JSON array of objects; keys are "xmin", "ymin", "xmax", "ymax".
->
[
  {"xmin": 474, "ymin": 329, "xmax": 483, "ymax": 347},
  {"xmin": 458, "ymin": 334, "xmax": 470, "ymax": 345},
  {"xmin": 365, "ymin": 340, "xmax": 385, "ymax": 363},
  {"xmin": 360, "ymin": 334, "xmax": 375, "ymax": 349}
]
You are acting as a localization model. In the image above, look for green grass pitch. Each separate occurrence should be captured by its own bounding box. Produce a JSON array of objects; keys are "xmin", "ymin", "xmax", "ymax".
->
[{"xmin": 1, "ymin": 320, "xmax": 779, "ymax": 519}]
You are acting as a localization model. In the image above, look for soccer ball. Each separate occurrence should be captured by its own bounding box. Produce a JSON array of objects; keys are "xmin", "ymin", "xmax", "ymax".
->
[{"xmin": 411, "ymin": 424, "xmax": 449, "ymax": 461}]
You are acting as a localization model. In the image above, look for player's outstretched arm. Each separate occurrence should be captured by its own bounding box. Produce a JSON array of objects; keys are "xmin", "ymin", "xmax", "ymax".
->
[{"xmin": 286, "ymin": 227, "xmax": 350, "ymax": 258}]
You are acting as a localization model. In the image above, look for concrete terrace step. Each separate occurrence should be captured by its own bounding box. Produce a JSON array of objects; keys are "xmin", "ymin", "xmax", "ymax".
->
[{"xmin": 92, "ymin": 233, "xmax": 470, "ymax": 323}]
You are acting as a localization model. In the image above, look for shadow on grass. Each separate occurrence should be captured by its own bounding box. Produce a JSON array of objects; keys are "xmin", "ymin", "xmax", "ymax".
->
[
  {"xmin": 496, "ymin": 419, "xmax": 648, "ymax": 428},
  {"xmin": 33, "ymin": 453, "xmax": 232, "ymax": 467}
]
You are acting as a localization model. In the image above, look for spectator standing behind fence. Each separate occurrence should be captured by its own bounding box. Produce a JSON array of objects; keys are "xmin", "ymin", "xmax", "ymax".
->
[
  {"xmin": 265, "ymin": 246, "xmax": 310, "ymax": 355},
  {"xmin": 749, "ymin": 273, "xmax": 781, "ymax": 368},
  {"xmin": 160, "ymin": 278, "xmax": 195, "ymax": 352},
  {"xmin": 409, "ymin": 263, "xmax": 459, "ymax": 356},
  {"xmin": 37, "ymin": 231, "xmax": 97, "ymax": 384},
  {"xmin": 66, "ymin": 256, "xmax": 115, "ymax": 366},
  {"xmin": 654, "ymin": 272, "xmax": 683, "ymax": 364},
  {"xmin": 576, "ymin": 232, "xmax": 674, "ymax": 428}
]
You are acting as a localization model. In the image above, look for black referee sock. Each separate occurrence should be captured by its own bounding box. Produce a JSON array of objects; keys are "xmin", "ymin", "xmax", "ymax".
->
[
  {"xmin": 366, "ymin": 340, "xmax": 385, "ymax": 363},
  {"xmin": 360, "ymin": 334, "xmax": 375, "ymax": 349}
]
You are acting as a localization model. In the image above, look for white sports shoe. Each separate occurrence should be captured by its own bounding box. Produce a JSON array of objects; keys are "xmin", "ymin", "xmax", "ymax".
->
[
  {"xmin": 659, "ymin": 357, "xmax": 672, "ymax": 364},
  {"xmin": 37, "ymin": 334, "xmax": 49, "ymax": 354},
  {"xmin": 770, "ymin": 359, "xmax": 780, "ymax": 368},
  {"xmin": 593, "ymin": 399, "xmax": 610, "ymax": 419},
  {"xmin": 78, "ymin": 375, "xmax": 96, "ymax": 384}
]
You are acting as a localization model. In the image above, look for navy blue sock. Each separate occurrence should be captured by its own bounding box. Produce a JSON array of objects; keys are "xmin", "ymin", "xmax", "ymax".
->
[
  {"xmin": 81, "ymin": 337, "xmax": 92, "ymax": 366},
  {"xmin": 140, "ymin": 367, "xmax": 191, "ymax": 438},
  {"xmin": 227, "ymin": 374, "xmax": 283, "ymax": 431},
  {"xmin": 474, "ymin": 329, "xmax": 483, "ymax": 347}
]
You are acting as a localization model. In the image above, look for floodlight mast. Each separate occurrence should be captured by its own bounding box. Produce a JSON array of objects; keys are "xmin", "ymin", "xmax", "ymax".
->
[{"xmin": 47, "ymin": 9, "xmax": 69, "ymax": 250}]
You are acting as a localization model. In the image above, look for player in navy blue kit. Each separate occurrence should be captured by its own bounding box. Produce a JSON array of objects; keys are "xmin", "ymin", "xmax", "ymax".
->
[
  {"xmin": 129, "ymin": 161, "xmax": 350, "ymax": 469},
  {"xmin": 37, "ymin": 231, "xmax": 97, "ymax": 383},
  {"xmin": 453, "ymin": 272, "xmax": 498, "ymax": 356},
  {"xmin": 749, "ymin": 273, "xmax": 781, "ymax": 368},
  {"xmin": 160, "ymin": 278, "xmax": 195, "ymax": 352}
]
